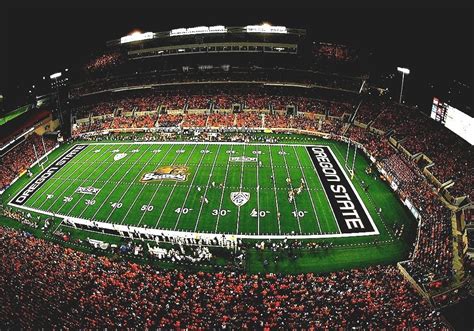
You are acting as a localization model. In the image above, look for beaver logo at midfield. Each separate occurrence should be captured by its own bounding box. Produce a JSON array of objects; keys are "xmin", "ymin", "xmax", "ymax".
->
[{"xmin": 140, "ymin": 166, "xmax": 189, "ymax": 182}]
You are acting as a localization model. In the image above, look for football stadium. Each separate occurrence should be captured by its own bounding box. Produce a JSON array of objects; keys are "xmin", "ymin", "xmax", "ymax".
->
[{"xmin": 0, "ymin": 7, "xmax": 472, "ymax": 329}]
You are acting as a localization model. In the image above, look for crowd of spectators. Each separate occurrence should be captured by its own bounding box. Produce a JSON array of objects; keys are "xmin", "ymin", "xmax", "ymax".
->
[
  {"xmin": 85, "ymin": 52, "xmax": 124, "ymax": 73},
  {"xmin": 207, "ymin": 113, "xmax": 235, "ymax": 127},
  {"xmin": 182, "ymin": 114, "xmax": 208, "ymax": 127},
  {"xmin": 157, "ymin": 114, "xmax": 183, "ymax": 127},
  {"xmin": 0, "ymin": 226, "xmax": 446, "ymax": 329},
  {"xmin": 359, "ymin": 102, "xmax": 473, "ymax": 200},
  {"xmin": 345, "ymin": 126, "xmax": 396, "ymax": 164},
  {"xmin": 342, "ymin": 124, "xmax": 454, "ymax": 286},
  {"xmin": 313, "ymin": 43, "xmax": 359, "ymax": 63},
  {"xmin": 73, "ymin": 92, "xmax": 353, "ymax": 119},
  {"xmin": 236, "ymin": 112, "xmax": 261, "ymax": 128},
  {"xmin": 0, "ymin": 134, "xmax": 57, "ymax": 191}
]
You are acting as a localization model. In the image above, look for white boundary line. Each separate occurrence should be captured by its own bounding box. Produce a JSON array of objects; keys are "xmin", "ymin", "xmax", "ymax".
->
[
  {"xmin": 279, "ymin": 145, "xmax": 302, "ymax": 234},
  {"xmin": 95, "ymin": 144, "xmax": 156, "ymax": 223},
  {"xmin": 193, "ymin": 144, "xmax": 222, "ymax": 231},
  {"xmin": 65, "ymin": 144, "xmax": 136, "ymax": 218},
  {"xmin": 8, "ymin": 141, "xmax": 380, "ymax": 239},
  {"xmin": 27, "ymin": 145, "xmax": 97, "ymax": 208},
  {"xmin": 214, "ymin": 145, "xmax": 233, "ymax": 232},
  {"xmin": 327, "ymin": 145, "xmax": 379, "ymax": 235},
  {"xmin": 11, "ymin": 203, "xmax": 378, "ymax": 240},
  {"xmin": 304, "ymin": 147, "xmax": 343, "ymax": 234},
  {"xmin": 173, "ymin": 143, "xmax": 210, "ymax": 230},
  {"xmin": 135, "ymin": 144, "xmax": 177, "ymax": 227},
  {"xmin": 255, "ymin": 144, "xmax": 261, "ymax": 234},
  {"xmin": 34, "ymin": 146, "xmax": 108, "ymax": 212},
  {"xmin": 267, "ymin": 145, "xmax": 282, "ymax": 235},
  {"xmin": 292, "ymin": 145, "xmax": 323, "ymax": 234}
]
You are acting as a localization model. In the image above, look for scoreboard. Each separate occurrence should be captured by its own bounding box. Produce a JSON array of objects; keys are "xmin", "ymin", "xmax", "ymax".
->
[
  {"xmin": 431, "ymin": 97, "xmax": 473, "ymax": 145},
  {"xmin": 431, "ymin": 97, "xmax": 448, "ymax": 124}
]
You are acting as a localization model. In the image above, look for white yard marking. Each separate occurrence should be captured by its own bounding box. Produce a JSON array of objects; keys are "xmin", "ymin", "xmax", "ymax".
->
[
  {"xmin": 292, "ymin": 145, "xmax": 322, "ymax": 234},
  {"xmin": 33, "ymin": 146, "xmax": 107, "ymax": 212},
  {"xmin": 90, "ymin": 144, "xmax": 158, "ymax": 223},
  {"xmin": 10, "ymin": 141, "xmax": 380, "ymax": 239},
  {"xmin": 193, "ymin": 144, "xmax": 222, "ymax": 231},
  {"xmin": 267, "ymin": 145, "xmax": 282, "ymax": 235},
  {"xmin": 235, "ymin": 144, "xmax": 247, "ymax": 234},
  {"xmin": 29, "ymin": 145, "xmax": 96, "ymax": 208},
  {"xmin": 173, "ymin": 143, "xmax": 210, "ymax": 230},
  {"xmin": 279, "ymin": 145, "xmax": 302, "ymax": 234},
  {"xmin": 214, "ymin": 145, "xmax": 233, "ymax": 233},
  {"xmin": 43, "ymin": 145, "xmax": 123, "ymax": 217},
  {"xmin": 155, "ymin": 144, "xmax": 198, "ymax": 228},
  {"xmin": 255, "ymin": 144, "xmax": 261, "ymax": 234},
  {"xmin": 134, "ymin": 145, "xmax": 180, "ymax": 227},
  {"xmin": 13, "ymin": 201, "xmax": 379, "ymax": 240},
  {"xmin": 64, "ymin": 144, "xmax": 137, "ymax": 218}
]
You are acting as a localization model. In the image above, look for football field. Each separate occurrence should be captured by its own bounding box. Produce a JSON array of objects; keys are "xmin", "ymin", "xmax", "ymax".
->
[{"xmin": 9, "ymin": 141, "xmax": 382, "ymax": 239}]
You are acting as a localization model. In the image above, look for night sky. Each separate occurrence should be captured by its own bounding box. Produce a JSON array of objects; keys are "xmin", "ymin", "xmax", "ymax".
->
[{"xmin": 2, "ymin": 6, "xmax": 473, "ymax": 114}]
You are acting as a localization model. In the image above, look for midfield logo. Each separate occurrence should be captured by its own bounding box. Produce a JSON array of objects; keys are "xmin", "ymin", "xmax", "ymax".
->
[
  {"xmin": 230, "ymin": 192, "xmax": 250, "ymax": 207},
  {"xmin": 114, "ymin": 153, "xmax": 127, "ymax": 161},
  {"xmin": 141, "ymin": 166, "xmax": 189, "ymax": 182},
  {"xmin": 75, "ymin": 186, "xmax": 101, "ymax": 195}
]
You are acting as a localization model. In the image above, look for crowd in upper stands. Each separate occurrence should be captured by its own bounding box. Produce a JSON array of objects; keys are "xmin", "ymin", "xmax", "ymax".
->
[
  {"xmin": 85, "ymin": 52, "xmax": 125, "ymax": 73},
  {"xmin": 0, "ymin": 226, "xmax": 446, "ymax": 329},
  {"xmin": 0, "ymin": 134, "xmax": 57, "ymax": 191}
]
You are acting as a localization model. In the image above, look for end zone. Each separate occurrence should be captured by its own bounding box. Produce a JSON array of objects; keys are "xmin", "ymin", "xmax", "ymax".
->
[{"xmin": 307, "ymin": 146, "xmax": 379, "ymax": 236}]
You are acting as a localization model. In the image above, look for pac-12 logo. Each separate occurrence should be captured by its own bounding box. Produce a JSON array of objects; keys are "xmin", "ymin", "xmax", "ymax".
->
[
  {"xmin": 140, "ymin": 166, "xmax": 189, "ymax": 182},
  {"xmin": 230, "ymin": 192, "xmax": 250, "ymax": 207}
]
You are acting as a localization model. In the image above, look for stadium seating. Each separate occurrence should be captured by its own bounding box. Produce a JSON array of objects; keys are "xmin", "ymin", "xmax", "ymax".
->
[
  {"xmin": 1, "ymin": 89, "xmax": 470, "ymax": 328},
  {"xmin": 0, "ymin": 226, "xmax": 446, "ymax": 329}
]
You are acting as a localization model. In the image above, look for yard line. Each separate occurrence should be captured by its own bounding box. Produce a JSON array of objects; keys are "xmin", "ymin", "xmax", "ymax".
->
[
  {"xmin": 135, "ymin": 144, "xmax": 180, "ymax": 227},
  {"xmin": 63, "ymin": 144, "xmax": 137, "ymax": 218},
  {"xmin": 279, "ymin": 145, "xmax": 302, "ymax": 234},
  {"xmin": 29, "ymin": 144, "xmax": 97, "ymax": 208},
  {"xmin": 267, "ymin": 145, "xmax": 282, "ymax": 235},
  {"xmin": 235, "ymin": 144, "xmax": 246, "ymax": 234},
  {"xmin": 292, "ymin": 145, "xmax": 322, "ymax": 234},
  {"xmin": 173, "ymin": 143, "xmax": 210, "ymax": 230},
  {"xmin": 89, "ymin": 144, "xmax": 157, "ymax": 223},
  {"xmin": 193, "ymin": 144, "xmax": 222, "ymax": 231},
  {"xmin": 34, "ymin": 145, "xmax": 111, "ymax": 212},
  {"xmin": 214, "ymin": 145, "xmax": 233, "ymax": 233},
  {"xmin": 155, "ymin": 144, "xmax": 198, "ymax": 228},
  {"xmin": 255, "ymin": 144, "xmax": 261, "ymax": 234}
]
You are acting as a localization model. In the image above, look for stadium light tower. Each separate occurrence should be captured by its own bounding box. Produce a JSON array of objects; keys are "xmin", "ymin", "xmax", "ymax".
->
[
  {"xmin": 397, "ymin": 67, "xmax": 410, "ymax": 104},
  {"xmin": 50, "ymin": 72, "xmax": 64, "ymax": 127}
]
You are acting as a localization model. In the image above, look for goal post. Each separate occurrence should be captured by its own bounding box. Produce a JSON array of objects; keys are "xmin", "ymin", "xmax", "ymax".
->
[{"xmin": 344, "ymin": 139, "xmax": 357, "ymax": 179}]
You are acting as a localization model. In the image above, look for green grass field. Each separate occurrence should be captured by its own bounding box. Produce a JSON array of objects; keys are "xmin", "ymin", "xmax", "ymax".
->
[{"xmin": 3, "ymin": 135, "xmax": 418, "ymax": 273}]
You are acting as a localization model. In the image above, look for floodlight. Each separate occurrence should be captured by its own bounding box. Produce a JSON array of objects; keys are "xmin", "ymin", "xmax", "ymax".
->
[
  {"xmin": 397, "ymin": 67, "xmax": 410, "ymax": 104},
  {"xmin": 50, "ymin": 72, "xmax": 62, "ymax": 79},
  {"xmin": 397, "ymin": 67, "xmax": 410, "ymax": 75}
]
